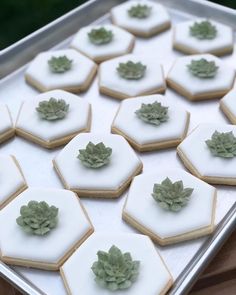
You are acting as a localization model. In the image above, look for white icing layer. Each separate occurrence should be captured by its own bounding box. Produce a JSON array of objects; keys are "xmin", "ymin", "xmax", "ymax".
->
[
  {"xmin": 221, "ymin": 88, "xmax": 236, "ymax": 119},
  {"xmin": 124, "ymin": 169, "xmax": 215, "ymax": 238},
  {"xmin": 0, "ymin": 188, "xmax": 92, "ymax": 263},
  {"xmin": 99, "ymin": 54, "xmax": 165, "ymax": 97},
  {"xmin": 168, "ymin": 54, "xmax": 235, "ymax": 96},
  {"xmin": 111, "ymin": 1, "xmax": 170, "ymax": 35},
  {"xmin": 54, "ymin": 133, "xmax": 142, "ymax": 190},
  {"xmin": 178, "ymin": 123, "xmax": 236, "ymax": 178},
  {"xmin": 25, "ymin": 49, "xmax": 96, "ymax": 90},
  {"xmin": 0, "ymin": 155, "xmax": 26, "ymax": 206},
  {"xmin": 16, "ymin": 90, "xmax": 90, "ymax": 142},
  {"xmin": 71, "ymin": 24, "xmax": 134, "ymax": 61},
  {"xmin": 113, "ymin": 94, "xmax": 189, "ymax": 145},
  {"xmin": 174, "ymin": 19, "xmax": 234, "ymax": 53},
  {"xmin": 61, "ymin": 232, "xmax": 172, "ymax": 295},
  {"xmin": 0, "ymin": 104, "xmax": 13, "ymax": 134}
]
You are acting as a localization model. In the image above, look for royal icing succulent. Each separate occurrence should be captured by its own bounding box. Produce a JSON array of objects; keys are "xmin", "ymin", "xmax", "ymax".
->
[
  {"xmin": 91, "ymin": 245, "xmax": 140, "ymax": 291},
  {"xmin": 206, "ymin": 131, "xmax": 236, "ymax": 158},
  {"xmin": 152, "ymin": 177, "xmax": 194, "ymax": 212},
  {"xmin": 187, "ymin": 58, "xmax": 219, "ymax": 78},
  {"xmin": 190, "ymin": 20, "xmax": 217, "ymax": 40},
  {"xmin": 135, "ymin": 101, "xmax": 169, "ymax": 126},
  {"xmin": 78, "ymin": 141, "xmax": 112, "ymax": 168},
  {"xmin": 48, "ymin": 55, "xmax": 73, "ymax": 73},
  {"xmin": 16, "ymin": 201, "xmax": 59, "ymax": 236},
  {"xmin": 117, "ymin": 61, "xmax": 147, "ymax": 80},
  {"xmin": 128, "ymin": 4, "xmax": 152, "ymax": 19},
  {"xmin": 88, "ymin": 27, "xmax": 113, "ymax": 45},
  {"xmin": 36, "ymin": 98, "xmax": 69, "ymax": 121}
]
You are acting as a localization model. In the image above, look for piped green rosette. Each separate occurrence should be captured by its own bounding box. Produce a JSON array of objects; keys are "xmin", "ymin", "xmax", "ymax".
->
[
  {"xmin": 48, "ymin": 55, "xmax": 73, "ymax": 73},
  {"xmin": 78, "ymin": 141, "xmax": 112, "ymax": 168},
  {"xmin": 135, "ymin": 101, "xmax": 169, "ymax": 126},
  {"xmin": 36, "ymin": 98, "xmax": 69, "ymax": 121},
  {"xmin": 190, "ymin": 20, "xmax": 217, "ymax": 40},
  {"xmin": 187, "ymin": 58, "xmax": 218, "ymax": 78},
  {"xmin": 128, "ymin": 4, "xmax": 152, "ymax": 19},
  {"xmin": 91, "ymin": 245, "xmax": 140, "ymax": 291},
  {"xmin": 117, "ymin": 61, "xmax": 147, "ymax": 80},
  {"xmin": 206, "ymin": 130, "xmax": 236, "ymax": 158},
  {"xmin": 88, "ymin": 27, "xmax": 113, "ymax": 45},
  {"xmin": 152, "ymin": 177, "xmax": 194, "ymax": 212},
  {"xmin": 16, "ymin": 201, "xmax": 59, "ymax": 236}
]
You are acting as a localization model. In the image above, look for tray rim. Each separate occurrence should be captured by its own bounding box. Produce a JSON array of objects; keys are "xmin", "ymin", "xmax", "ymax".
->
[{"xmin": 0, "ymin": 0, "xmax": 236, "ymax": 294}]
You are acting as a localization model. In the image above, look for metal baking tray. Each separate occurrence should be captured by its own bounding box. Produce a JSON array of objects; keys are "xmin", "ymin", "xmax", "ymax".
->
[{"xmin": 0, "ymin": 0, "xmax": 236, "ymax": 294}]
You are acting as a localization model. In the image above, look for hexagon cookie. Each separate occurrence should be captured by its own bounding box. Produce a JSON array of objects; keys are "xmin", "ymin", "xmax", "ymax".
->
[
  {"xmin": 177, "ymin": 123, "xmax": 236, "ymax": 185},
  {"xmin": 173, "ymin": 19, "xmax": 234, "ymax": 56},
  {"xmin": 71, "ymin": 24, "xmax": 135, "ymax": 63},
  {"xmin": 123, "ymin": 169, "xmax": 216, "ymax": 245},
  {"xmin": 53, "ymin": 133, "xmax": 143, "ymax": 198},
  {"xmin": 0, "ymin": 103, "xmax": 14, "ymax": 143},
  {"xmin": 0, "ymin": 188, "xmax": 94, "ymax": 270},
  {"xmin": 111, "ymin": 1, "xmax": 171, "ymax": 37},
  {"xmin": 167, "ymin": 54, "xmax": 235, "ymax": 101},
  {"xmin": 111, "ymin": 94, "xmax": 190, "ymax": 152},
  {"xmin": 15, "ymin": 90, "xmax": 91, "ymax": 149},
  {"xmin": 220, "ymin": 89, "xmax": 236, "ymax": 124},
  {"xmin": 61, "ymin": 232, "xmax": 173, "ymax": 295},
  {"xmin": 25, "ymin": 49, "xmax": 97, "ymax": 93},
  {"xmin": 99, "ymin": 54, "xmax": 166, "ymax": 99},
  {"xmin": 0, "ymin": 155, "xmax": 27, "ymax": 209}
]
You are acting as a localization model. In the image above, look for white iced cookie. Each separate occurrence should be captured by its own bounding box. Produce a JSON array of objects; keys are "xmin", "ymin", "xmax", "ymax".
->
[
  {"xmin": 123, "ymin": 168, "xmax": 216, "ymax": 245},
  {"xmin": 99, "ymin": 54, "xmax": 166, "ymax": 100},
  {"xmin": 112, "ymin": 94, "xmax": 190, "ymax": 152},
  {"xmin": 53, "ymin": 133, "xmax": 143, "ymax": 198},
  {"xmin": 71, "ymin": 24, "xmax": 135, "ymax": 63},
  {"xmin": 15, "ymin": 90, "xmax": 91, "ymax": 149},
  {"xmin": 61, "ymin": 232, "xmax": 173, "ymax": 295},
  {"xmin": 0, "ymin": 155, "xmax": 27, "ymax": 209},
  {"xmin": 0, "ymin": 188, "xmax": 94, "ymax": 270},
  {"xmin": 173, "ymin": 19, "xmax": 234, "ymax": 56},
  {"xmin": 220, "ymin": 89, "xmax": 236, "ymax": 124},
  {"xmin": 167, "ymin": 54, "xmax": 235, "ymax": 101},
  {"xmin": 177, "ymin": 123, "xmax": 236, "ymax": 185},
  {"xmin": 111, "ymin": 0, "xmax": 171, "ymax": 37},
  {"xmin": 25, "ymin": 49, "xmax": 97, "ymax": 93},
  {"xmin": 0, "ymin": 103, "xmax": 14, "ymax": 143}
]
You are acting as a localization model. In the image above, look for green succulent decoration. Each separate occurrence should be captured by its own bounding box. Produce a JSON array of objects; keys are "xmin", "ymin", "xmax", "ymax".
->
[
  {"xmin": 16, "ymin": 201, "xmax": 59, "ymax": 236},
  {"xmin": 152, "ymin": 177, "xmax": 194, "ymax": 212},
  {"xmin": 190, "ymin": 20, "xmax": 217, "ymax": 40},
  {"xmin": 117, "ymin": 61, "xmax": 146, "ymax": 80},
  {"xmin": 205, "ymin": 131, "xmax": 236, "ymax": 158},
  {"xmin": 135, "ymin": 101, "xmax": 169, "ymax": 126},
  {"xmin": 91, "ymin": 245, "xmax": 140, "ymax": 291},
  {"xmin": 78, "ymin": 141, "xmax": 112, "ymax": 168},
  {"xmin": 88, "ymin": 27, "xmax": 113, "ymax": 45},
  {"xmin": 48, "ymin": 55, "xmax": 73, "ymax": 73},
  {"xmin": 187, "ymin": 58, "xmax": 219, "ymax": 78},
  {"xmin": 128, "ymin": 4, "xmax": 152, "ymax": 19},
  {"xmin": 36, "ymin": 98, "xmax": 69, "ymax": 121}
]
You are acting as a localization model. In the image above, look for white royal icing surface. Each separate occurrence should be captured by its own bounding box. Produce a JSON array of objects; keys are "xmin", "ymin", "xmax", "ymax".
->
[
  {"xmin": 168, "ymin": 54, "xmax": 235, "ymax": 96},
  {"xmin": 71, "ymin": 24, "xmax": 134, "ymax": 61},
  {"xmin": 124, "ymin": 169, "xmax": 215, "ymax": 238},
  {"xmin": 174, "ymin": 19, "xmax": 234, "ymax": 53},
  {"xmin": 111, "ymin": 0, "xmax": 170, "ymax": 35},
  {"xmin": 99, "ymin": 54, "xmax": 165, "ymax": 97},
  {"xmin": 54, "ymin": 133, "xmax": 142, "ymax": 190},
  {"xmin": 178, "ymin": 123, "xmax": 236, "ymax": 178},
  {"xmin": 0, "ymin": 104, "xmax": 13, "ymax": 135},
  {"xmin": 0, "ymin": 188, "xmax": 92, "ymax": 263},
  {"xmin": 25, "ymin": 49, "xmax": 96, "ymax": 90},
  {"xmin": 16, "ymin": 90, "xmax": 90, "ymax": 142},
  {"xmin": 221, "ymin": 88, "xmax": 236, "ymax": 119},
  {"xmin": 0, "ymin": 155, "xmax": 26, "ymax": 206},
  {"xmin": 61, "ymin": 232, "xmax": 172, "ymax": 295},
  {"xmin": 113, "ymin": 94, "xmax": 189, "ymax": 145}
]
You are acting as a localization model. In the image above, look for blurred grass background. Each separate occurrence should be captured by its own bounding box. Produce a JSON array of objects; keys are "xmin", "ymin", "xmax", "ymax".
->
[{"xmin": 0, "ymin": 0, "xmax": 235, "ymax": 50}]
